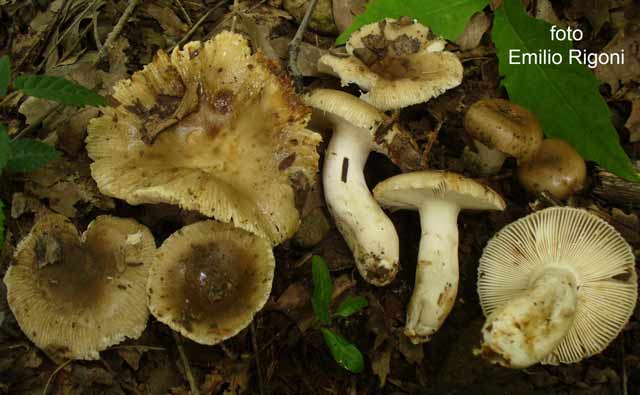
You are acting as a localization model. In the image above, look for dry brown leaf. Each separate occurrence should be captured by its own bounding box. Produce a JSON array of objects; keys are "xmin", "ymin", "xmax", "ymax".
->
[
  {"xmin": 143, "ymin": 1, "xmax": 189, "ymax": 38},
  {"xmin": 371, "ymin": 340, "xmax": 392, "ymax": 387},
  {"xmin": 565, "ymin": 0, "xmax": 611, "ymax": 32},
  {"xmin": 595, "ymin": 29, "xmax": 640, "ymax": 92},
  {"xmin": 534, "ymin": 0, "xmax": 561, "ymax": 25},
  {"xmin": 626, "ymin": 91, "xmax": 640, "ymax": 142},
  {"xmin": 456, "ymin": 12, "xmax": 491, "ymax": 51},
  {"xmin": 398, "ymin": 332, "xmax": 423, "ymax": 365},
  {"xmin": 271, "ymin": 37, "xmax": 328, "ymax": 77},
  {"xmin": 269, "ymin": 282, "xmax": 311, "ymax": 312},
  {"xmin": 332, "ymin": 0, "xmax": 367, "ymax": 33}
]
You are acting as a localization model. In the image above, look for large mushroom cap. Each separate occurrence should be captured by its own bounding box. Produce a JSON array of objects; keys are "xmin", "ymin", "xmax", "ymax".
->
[
  {"xmin": 87, "ymin": 31, "xmax": 322, "ymax": 245},
  {"xmin": 318, "ymin": 18, "xmax": 463, "ymax": 110},
  {"xmin": 464, "ymin": 98, "xmax": 543, "ymax": 162},
  {"xmin": 304, "ymin": 89, "xmax": 385, "ymax": 135},
  {"xmin": 147, "ymin": 220, "xmax": 275, "ymax": 345},
  {"xmin": 517, "ymin": 139, "xmax": 587, "ymax": 200},
  {"xmin": 373, "ymin": 171, "xmax": 506, "ymax": 212},
  {"xmin": 478, "ymin": 207, "xmax": 637, "ymax": 365},
  {"xmin": 4, "ymin": 214, "xmax": 155, "ymax": 360}
]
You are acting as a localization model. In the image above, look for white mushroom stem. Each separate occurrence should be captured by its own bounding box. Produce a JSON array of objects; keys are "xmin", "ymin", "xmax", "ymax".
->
[
  {"xmin": 464, "ymin": 140, "xmax": 507, "ymax": 176},
  {"xmin": 323, "ymin": 116, "xmax": 399, "ymax": 286},
  {"xmin": 406, "ymin": 200, "xmax": 460, "ymax": 343},
  {"xmin": 480, "ymin": 266, "xmax": 578, "ymax": 368}
]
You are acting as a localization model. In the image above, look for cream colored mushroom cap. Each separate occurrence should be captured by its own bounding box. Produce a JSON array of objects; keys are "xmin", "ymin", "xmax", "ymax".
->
[
  {"xmin": 147, "ymin": 220, "xmax": 275, "ymax": 345},
  {"xmin": 304, "ymin": 89, "xmax": 385, "ymax": 136},
  {"xmin": 87, "ymin": 31, "xmax": 322, "ymax": 246},
  {"xmin": 3, "ymin": 214, "xmax": 155, "ymax": 360},
  {"xmin": 478, "ymin": 207, "xmax": 637, "ymax": 365},
  {"xmin": 373, "ymin": 170, "xmax": 506, "ymax": 212},
  {"xmin": 318, "ymin": 18, "xmax": 463, "ymax": 110}
]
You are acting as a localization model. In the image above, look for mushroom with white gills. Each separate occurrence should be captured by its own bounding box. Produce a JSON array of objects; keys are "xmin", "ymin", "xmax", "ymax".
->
[
  {"xmin": 304, "ymin": 89, "xmax": 399, "ymax": 286},
  {"xmin": 318, "ymin": 18, "xmax": 463, "ymax": 111},
  {"xmin": 148, "ymin": 220, "xmax": 275, "ymax": 345},
  {"xmin": 463, "ymin": 98, "xmax": 543, "ymax": 175},
  {"xmin": 4, "ymin": 213, "xmax": 155, "ymax": 360},
  {"xmin": 373, "ymin": 171, "xmax": 506, "ymax": 343},
  {"xmin": 477, "ymin": 207, "xmax": 637, "ymax": 368},
  {"xmin": 517, "ymin": 138, "xmax": 587, "ymax": 200}
]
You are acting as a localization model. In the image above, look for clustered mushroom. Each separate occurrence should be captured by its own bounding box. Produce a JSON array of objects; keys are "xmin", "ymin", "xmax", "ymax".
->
[{"xmin": 477, "ymin": 207, "xmax": 637, "ymax": 368}]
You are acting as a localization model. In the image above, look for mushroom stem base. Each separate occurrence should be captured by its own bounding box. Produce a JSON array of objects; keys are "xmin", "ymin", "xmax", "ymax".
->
[
  {"xmin": 405, "ymin": 201, "xmax": 460, "ymax": 343},
  {"xmin": 463, "ymin": 140, "xmax": 507, "ymax": 176},
  {"xmin": 479, "ymin": 266, "xmax": 578, "ymax": 368}
]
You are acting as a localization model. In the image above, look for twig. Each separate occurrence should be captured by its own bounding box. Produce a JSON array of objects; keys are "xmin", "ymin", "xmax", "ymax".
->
[
  {"xmin": 175, "ymin": 0, "xmax": 193, "ymax": 26},
  {"xmin": 12, "ymin": 104, "xmax": 63, "ymax": 142},
  {"xmin": 93, "ymin": 14, "xmax": 103, "ymax": 53},
  {"xmin": 43, "ymin": 359, "xmax": 73, "ymax": 395},
  {"xmin": 108, "ymin": 345, "xmax": 166, "ymax": 352},
  {"xmin": 231, "ymin": 0, "xmax": 239, "ymax": 32},
  {"xmin": 173, "ymin": 1, "xmax": 225, "ymax": 50},
  {"xmin": 95, "ymin": 0, "xmax": 140, "ymax": 64},
  {"xmin": 251, "ymin": 321, "xmax": 266, "ymax": 395},
  {"xmin": 287, "ymin": 0, "xmax": 319, "ymax": 92},
  {"xmin": 172, "ymin": 331, "xmax": 200, "ymax": 395},
  {"xmin": 219, "ymin": 342, "xmax": 238, "ymax": 360}
]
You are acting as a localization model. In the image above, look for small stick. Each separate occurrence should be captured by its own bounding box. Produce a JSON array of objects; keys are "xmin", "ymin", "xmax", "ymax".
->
[
  {"xmin": 231, "ymin": 0, "xmax": 239, "ymax": 32},
  {"xmin": 287, "ymin": 0, "xmax": 319, "ymax": 92},
  {"xmin": 175, "ymin": 0, "xmax": 193, "ymax": 26},
  {"xmin": 173, "ymin": 1, "xmax": 226, "ymax": 50},
  {"xmin": 95, "ymin": 0, "xmax": 140, "ymax": 64},
  {"xmin": 251, "ymin": 321, "xmax": 266, "ymax": 395},
  {"xmin": 12, "ymin": 103, "xmax": 63, "ymax": 142},
  {"xmin": 43, "ymin": 359, "xmax": 73, "ymax": 395},
  {"xmin": 219, "ymin": 342, "xmax": 238, "ymax": 360},
  {"xmin": 172, "ymin": 331, "xmax": 200, "ymax": 395},
  {"xmin": 93, "ymin": 15, "xmax": 103, "ymax": 53}
]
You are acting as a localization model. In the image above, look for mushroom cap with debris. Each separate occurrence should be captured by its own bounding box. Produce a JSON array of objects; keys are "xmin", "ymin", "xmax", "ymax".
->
[
  {"xmin": 147, "ymin": 220, "xmax": 275, "ymax": 345},
  {"xmin": 318, "ymin": 18, "xmax": 463, "ymax": 110},
  {"xmin": 87, "ymin": 31, "xmax": 322, "ymax": 246},
  {"xmin": 478, "ymin": 207, "xmax": 637, "ymax": 365},
  {"xmin": 3, "ymin": 213, "xmax": 155, "ymax": 360}
]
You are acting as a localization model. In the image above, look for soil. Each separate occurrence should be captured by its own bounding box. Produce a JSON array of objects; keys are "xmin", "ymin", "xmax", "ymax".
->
[{"xmin": 1, "ymin": 0, "xmax": 639, "ymax": 394}]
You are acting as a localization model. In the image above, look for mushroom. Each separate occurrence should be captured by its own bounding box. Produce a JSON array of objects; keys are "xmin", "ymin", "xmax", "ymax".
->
[
  {"xmin": 147, "ymin": 220, "xmax": 274, "ymax": 345},
  {"xmin": 4, "ymin": 213, "xmax": 155, "ymax": 360},
  {"xmin": 318, "ymin": 18, "xmax": 463, "ymax": 111},
  {"xmin": 86, "ymin": 31, "xmax": 322, "ymax": 246},
  {"xmin": 477, "ymin": 207, "xmax": 637, "ymax": 368},
  {"xmin": 517, "ymin": 138, "xmax": 587, "ymax": 200},
  {"xmin": 463, "ymin": 98, "xmax": 543, "ymax": 175},
  {"xmin": 373, "ymin": 171, "xmax": 506, "ymax": 343},
  {"xmin": 304, "ymin": 89, "xmax": 399, "ymax": 286}
]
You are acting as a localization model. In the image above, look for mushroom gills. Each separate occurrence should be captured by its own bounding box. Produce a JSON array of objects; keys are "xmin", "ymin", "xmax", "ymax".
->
[{"xmin": 480, "ymin": 266, "xmax": 578, "ymax": 368}]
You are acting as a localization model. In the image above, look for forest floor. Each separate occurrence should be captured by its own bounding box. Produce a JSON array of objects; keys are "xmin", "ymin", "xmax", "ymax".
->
[{"xmin": 1, "ymin": 0, "xmax": 639, "ymax": 394}]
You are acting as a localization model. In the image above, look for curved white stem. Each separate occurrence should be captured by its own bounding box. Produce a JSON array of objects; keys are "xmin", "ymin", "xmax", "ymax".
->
[
  {"xmin": 405, "ymin": 200, "xmax": 460, "ymax": 343},
  {"xmin": 463, "ymin": 140, "xmax": 507, "ymax": 175},
  {"xmin": 479, "ymin": 266, "xmax": 578, "ymax": 368},
  {"xmin": 323, "ymin": 119, "xmax": 399, "ymax": 286}
]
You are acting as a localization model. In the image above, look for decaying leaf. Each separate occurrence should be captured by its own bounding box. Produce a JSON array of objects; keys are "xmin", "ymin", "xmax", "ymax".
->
[
  {"xmin": 371, "ymin": 339, "xmax": 392, "ymax": 387},
  {"xmin": 332, "ymin": 0, "xmax": 368, "ymax": 32},
  {"xmin": 627, "ymin": 92, "xmax": 640, "ymax": 143},
  {"xmin": 24, "ymin": 158, "xmax": 114, "ymax": 218},
  {"xmin": 456, "ymin": 12, "xmax": 491, "ymax": 50},
  {"xmin": 595, "ymin": 28, "xmax": 640, "ymax": 92},
  {"xmin": 271, "ymin": 38, "xmax": 328, "ymax": 77},
  {"xmin": 142, "ymin": 1, "xmax": 189, "ymax": 38}
]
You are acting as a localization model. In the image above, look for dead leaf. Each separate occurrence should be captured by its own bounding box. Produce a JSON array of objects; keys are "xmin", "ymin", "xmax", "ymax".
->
[
  {"xmin": 269, "ymin": 282, "xmax": 311, "ymax": 313},
  {"xmin": 456, "ymin": 12, "xmax": 491, "ymax": 50},
  {"xmin": 271, "ymin": 37, "xmax": 328, "ymax": 77},
  {"xmin": 595, "ymin": 29, "xmax": 640, "ymax": 92},
  {"xmin": 332, "ymin": 0, "xmax": 367, "ymax": 33},
  {"xmin": 625, "ymin": 91, "xmax": 640, "ymax": 142},
  {"xmin": 371, "ymin": 340, "xmax": 392, "ymax": 387},
  {"xmin": 143, "ymin": 1, "xmax": 189, "ymax": 38},
  {"xmin": 534, "ymin": 0, "xmax": 561, "ymax": 25},
  {"xmin": 565, "ymin": 0, "xmax": 612, "ymax": 33},
  {"xmin": 398, "ymin": 332, "xmax": 423, "ymax": 365},
  {"xmin": 10, "ymin": 193, "xmax": 47, "ymax": 219}
]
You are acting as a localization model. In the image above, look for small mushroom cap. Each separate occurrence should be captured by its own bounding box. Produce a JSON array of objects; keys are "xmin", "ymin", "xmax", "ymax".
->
[
  {"xmin": 4, "ymin": 214, "xmax": 155, "ymax": 360},
  {"xmin": 318, "ymin": 18, "xmax": 463, "ymax": 110},
  {"xmin": 373, "ymin": 170, "xmax": 506, "ymax": 212},
  {"xmin": 147, "ymin": 220, "xmax": 274, "ymax": 345},
  {"xmin": 304, "ymin": 89, "xmax": 385, "ymax": 135},
  {"xmin": 87, "ymin": 31, "xmax": 322, "ymax": 245},
  {"xmin": 464, "ymin": 98, "xmax": 543, "ymax": 162},
  {"xmin": 478, "ymin": 207, "xmax": 637, "ymax": 364},
  {"xmin": 517, "ymin": 139, "xmax": 587, "ymax": 200}
]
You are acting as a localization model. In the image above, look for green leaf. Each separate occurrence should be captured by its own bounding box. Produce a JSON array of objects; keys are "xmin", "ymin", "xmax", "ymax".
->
[
  {"xmin": 320, "ymin": 328, "xmax": 365, "ymax": 373},
  {"xmin": 334, "ymin": 295, "xmax": 368, "ymax": 319},
  {"xmin": 493, "ymin": 0, "xmax": 640, "ymax": 182},
  {"xmin": 0, "ymin": 55, "xmax": 10, "ymax": 96},
  {"xmin": 311, "ymin": 255, "xmax": 332, "ymax": 324},
  {"xmin": 7, "ymin": 139, "xmax": 60, "ymax": 173},
  {"xmin": 0, "ymin": 124, "xmax": 10, "ymax": 172},
  {"xmin": 13, "ymin": 74, "xmax": 106, "ymax": 107},
  {"xmin": 337, "ymin": 0, "xmax": 489, "ymax": 44},
  {"xmin": 0, "ymin": 199, "xmax": 4, "ymax": 250}
]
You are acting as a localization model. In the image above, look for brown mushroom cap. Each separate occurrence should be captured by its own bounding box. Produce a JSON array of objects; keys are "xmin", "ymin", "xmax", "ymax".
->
[
  {"xmin": 318, "ymin": 18, "xmax": 463, "ymax": 110},
  {"xmin": 464, "ymin": 98, "xmax": 543, "ymax": 162},
  {"xmin": 517, "ymin": 139, "xmax": 587, "ymax": 200},
  {"xmin": 87, "ymin": 31, "xmax": 321, "ymax": 246},
  {"xmin": 4, "ymin": 214, "xmax": 155, "ymax": 360},
  {"xmin": 147, "ymin": 220, "xmax": 274, "ymax": 345}
]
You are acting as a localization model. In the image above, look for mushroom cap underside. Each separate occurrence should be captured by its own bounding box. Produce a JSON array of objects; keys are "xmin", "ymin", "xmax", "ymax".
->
[
  {"xmin": 4, "ymin": 213, "xmax": 155, "ymax": 360},
  {"xmin": 87, "ymin": 31, "xmax": 322, "ymax": 246},
  {"xmin": 147, "ymin": 220, "xmax": 275, "ymax": 345},
  {"xmin": 304, "ymin": 89, "xmax": 385, "ymax": 135},
  {"xmin": 373, "ymin": 170, "xmax": 506, "ymax": 212},
  {"xmin": 477, "ymin": 207, "xmax": 637, "ymax": 364}
]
